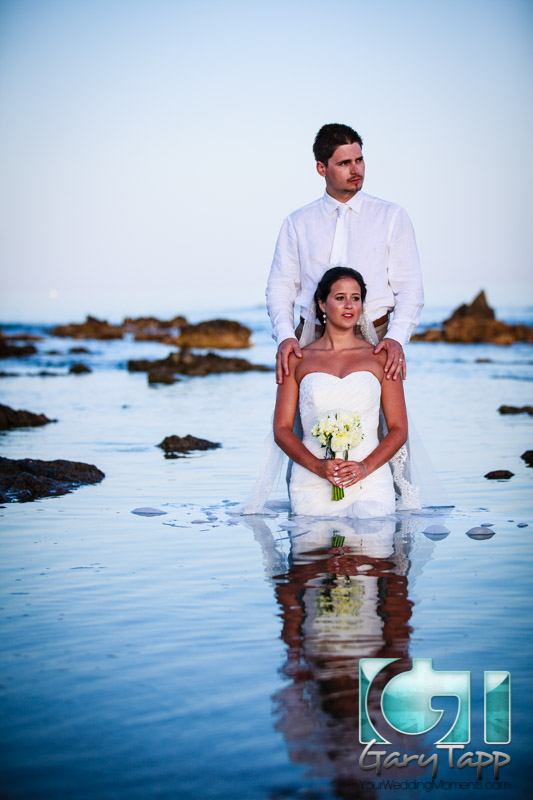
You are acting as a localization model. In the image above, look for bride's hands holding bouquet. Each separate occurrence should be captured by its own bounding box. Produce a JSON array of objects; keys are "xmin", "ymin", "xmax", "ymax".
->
[
  {"xmin": 315, "ymin": 457, "xmax": 368, "ymax": 487},
  {"xmin": 330, "ymin": 459, "xmax": 369, "ymax": 489}
]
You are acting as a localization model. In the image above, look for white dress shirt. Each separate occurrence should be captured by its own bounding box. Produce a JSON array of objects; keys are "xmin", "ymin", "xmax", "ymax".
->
[{"xmin": 266, "ymin": 190, "xmax": 424, "ymax": 346}]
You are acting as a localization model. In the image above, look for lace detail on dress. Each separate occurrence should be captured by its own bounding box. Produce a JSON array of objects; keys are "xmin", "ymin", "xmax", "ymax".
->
[{"xmin": 390, "ymin": 444, "xmax": 421, "ymax": 510}]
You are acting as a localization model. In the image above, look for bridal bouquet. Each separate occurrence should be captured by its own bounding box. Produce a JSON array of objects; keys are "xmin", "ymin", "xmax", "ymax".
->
[{"xmin": 311, "ymin": 410, "xmax": 364, "ymax": 500}]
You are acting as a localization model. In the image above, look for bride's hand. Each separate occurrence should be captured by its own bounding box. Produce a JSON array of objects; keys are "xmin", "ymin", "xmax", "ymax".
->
[
  {"xmin": 316, "ymin": 458, "xmax": 346, "ymax": 486},
  {"xmin": 331, "ymin": 460, "xmax": 369, "ymax": 488}
]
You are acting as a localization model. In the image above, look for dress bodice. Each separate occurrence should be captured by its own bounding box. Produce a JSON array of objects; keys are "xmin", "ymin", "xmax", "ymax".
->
[
  {"xmin": 299, "ymin": 371, "xmax": 381, "ymax": 457},
  {"xmin": 290, "ymin": 370, "xmax": 395, "ymax": 518}
]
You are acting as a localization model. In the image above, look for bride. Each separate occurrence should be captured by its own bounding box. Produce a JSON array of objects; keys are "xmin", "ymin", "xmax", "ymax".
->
[{"xmin": 273, "ymin": 266, "xmax": 408, "ymax": 518}]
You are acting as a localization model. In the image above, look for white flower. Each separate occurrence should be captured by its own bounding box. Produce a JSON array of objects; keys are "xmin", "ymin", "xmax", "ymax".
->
[{"xmin": 312, "ymin": 409, "xmax": 364, "ymax": 457}]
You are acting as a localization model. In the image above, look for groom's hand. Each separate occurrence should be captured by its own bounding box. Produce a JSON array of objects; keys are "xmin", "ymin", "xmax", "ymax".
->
[
  {"xmin": 374, "ymin": 337, "xmax": 406, "ymax": 380},
  {"xmin": 276, "ymin": 338, "xmax": 302, "ymax": 384}
]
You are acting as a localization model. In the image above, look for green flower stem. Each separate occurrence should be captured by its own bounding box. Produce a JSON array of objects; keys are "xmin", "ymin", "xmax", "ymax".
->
[{"xmin": 331, "ymin": 450, "xmax": 349, "ymax": 501}]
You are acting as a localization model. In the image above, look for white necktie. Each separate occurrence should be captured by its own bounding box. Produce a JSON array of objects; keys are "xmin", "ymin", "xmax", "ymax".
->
[{"xmin": 329, "ymin": 203, "xmax": 349, "ymax": 266}]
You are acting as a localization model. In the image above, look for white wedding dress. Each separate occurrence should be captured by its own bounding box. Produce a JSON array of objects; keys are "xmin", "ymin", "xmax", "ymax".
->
[{"xmin": 290, "ymin": 371, "xmax": 395, "ymax": 518}]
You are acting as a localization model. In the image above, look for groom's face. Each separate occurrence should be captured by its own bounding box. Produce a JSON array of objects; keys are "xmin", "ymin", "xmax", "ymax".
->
[{"xmin": 316, "ymin": 142, "xmax": 365, "ymax": 202}]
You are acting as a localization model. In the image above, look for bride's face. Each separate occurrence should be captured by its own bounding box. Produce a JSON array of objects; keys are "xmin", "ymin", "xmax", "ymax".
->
[{"xmin": 319, "ymin": 277, "xmax": 363, "ymax": 328}]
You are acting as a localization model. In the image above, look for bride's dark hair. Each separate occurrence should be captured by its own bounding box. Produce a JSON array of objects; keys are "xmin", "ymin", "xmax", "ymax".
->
[{"xmin": 313, "ymin": 267, "xmax": 367, "ymax": 329}]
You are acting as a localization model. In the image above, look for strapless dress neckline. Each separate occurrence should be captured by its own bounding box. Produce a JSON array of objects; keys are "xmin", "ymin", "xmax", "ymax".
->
[{"xmin": 300, "ymin": 370, "xmax": 380, "ymax": 387}]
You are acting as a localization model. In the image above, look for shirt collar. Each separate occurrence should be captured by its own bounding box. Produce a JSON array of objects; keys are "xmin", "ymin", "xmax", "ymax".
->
[{"xmin": 322, "ymin": 190, "xmax": 364, "ymax": 215}]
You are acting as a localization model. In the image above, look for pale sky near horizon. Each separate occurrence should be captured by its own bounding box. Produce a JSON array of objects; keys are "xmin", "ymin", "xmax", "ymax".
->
[{"xmin": 1, "ymin": 0, "xmax": 531, "ymax": 323}]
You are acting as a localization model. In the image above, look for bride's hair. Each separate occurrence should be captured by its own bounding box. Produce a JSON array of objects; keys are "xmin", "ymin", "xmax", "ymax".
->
[{"xmin": 313, "ymin": 267, "xmax": 367, "ymax": 329}]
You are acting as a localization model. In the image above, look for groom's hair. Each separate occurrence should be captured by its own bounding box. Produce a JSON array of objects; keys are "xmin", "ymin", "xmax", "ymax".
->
[
  {"xmin": 314, "ymin": 267, "xmax": 367, "ymax": 329},
  {"xmin": 313, "ymin": 124, "xmax": 363, "ymax": 164}
]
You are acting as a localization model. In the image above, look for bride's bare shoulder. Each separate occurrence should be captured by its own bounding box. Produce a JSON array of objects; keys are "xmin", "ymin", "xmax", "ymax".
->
[{"xmin": 301, "ymin": 339, "xmax": 322, "ymax": 351}]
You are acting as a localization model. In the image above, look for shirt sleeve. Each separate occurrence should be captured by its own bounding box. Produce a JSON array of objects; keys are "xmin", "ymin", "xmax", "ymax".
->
[
  {"xmin": 385, "ymin": 207, "xmax": 424, "ymax": 346},
  {"xmin": 265, "ymin": 216, "xmax": 302, "ymax": 345}
]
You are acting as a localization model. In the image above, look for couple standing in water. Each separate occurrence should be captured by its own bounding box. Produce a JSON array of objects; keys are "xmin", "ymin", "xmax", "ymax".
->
[{"xmin": 263, "ymin": 123, "xmax": 424, "ymax": 518}]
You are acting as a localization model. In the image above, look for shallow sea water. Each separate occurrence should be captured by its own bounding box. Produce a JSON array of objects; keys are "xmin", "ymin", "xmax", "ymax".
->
[{"xmin": 1, "ymin": 307, "xmax": 532, "ymax": 799}]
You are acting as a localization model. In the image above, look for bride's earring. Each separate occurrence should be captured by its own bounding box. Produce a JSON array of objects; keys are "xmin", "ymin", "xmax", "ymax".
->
[{"xmin": 322, "ymin": 312, "xmax": 327, "ymax": 324}]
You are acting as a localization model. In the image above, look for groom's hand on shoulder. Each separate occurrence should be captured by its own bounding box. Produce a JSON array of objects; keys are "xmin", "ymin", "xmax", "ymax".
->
[
  {"xmin": 374, "ymin": 337, "xmax": 406, "ymax": 381},
  {"xmin": 276, "ymin": 338, "xmax": 302, "ymax": 384}
]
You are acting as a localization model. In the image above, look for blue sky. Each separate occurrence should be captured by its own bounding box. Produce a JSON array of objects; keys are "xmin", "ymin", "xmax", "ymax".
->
[{"xmin": 1, "ymin": 0, "xmax": 531, "ymax": 322}]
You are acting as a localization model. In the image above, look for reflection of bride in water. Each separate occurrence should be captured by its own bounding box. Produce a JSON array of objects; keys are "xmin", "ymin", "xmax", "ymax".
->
[{"xmin": 242, "ymin": 513, "xmax": 435, "ymax": 799}]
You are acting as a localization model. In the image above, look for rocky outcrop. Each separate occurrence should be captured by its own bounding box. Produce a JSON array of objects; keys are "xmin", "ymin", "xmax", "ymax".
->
[
  {"xmin": 69, "ymin": 363, "xmax": 92, "ymax": 374},
  {"xmin": 51, "ymin": 316, "xmax": 123, "ymax": 340},
  {"xmin": 0, "ymin": 404, "xmax": 56, "ymax": 430},
  {"xmin": 124, "ymin": 315, "xmax": 187, "ymax": 342},
  {"xmin": 47, "ymin": 314, "xmax": 257, "ymax": 348},
  {"xmin": 484, "ymin": 470, "xmax": 514, "ymax": 480},
  {"xmin": 0, "ymin": 457, "xmax": 105, "ymax": 502},
  {"xmin": 521, "ymin": 451, "xmax": 533, "ymax": 467},
  {"xmin": 412, "ymin": 291, "xmax": 533, "ymax": 344},
  {"xmin": 128, "ymin": 348, "xmax": 271, "ymax": 378},
  {"xmin": 157, "ymin": 434, "xmax": 221, "ymax": 455},
  {"xmin": 0, "ymin": 330, "xmax": 37, "ymax": 358},
  {"xmin": 175, "ymin": 319, "xmax": 252, "ymax": 349},
  {"xmin": 148, "ymin": 368, "xmax": 180, "ymax": 385},
  {"xmin": 50, "ymin": 314, "xmax": 189, "ymax": 342},
  {"xmin": 498, "ymin": 405, "xmax": 533, "ymax": 416}
]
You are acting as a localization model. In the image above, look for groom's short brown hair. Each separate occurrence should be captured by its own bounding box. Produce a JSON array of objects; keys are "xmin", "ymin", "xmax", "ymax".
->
[{"xmin": 313, "ymin": 124, "xmax": 363, "ymax": 165}]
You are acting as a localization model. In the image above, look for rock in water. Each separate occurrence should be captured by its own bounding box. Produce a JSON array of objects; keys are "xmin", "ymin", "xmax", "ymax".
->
[
  {"xmin": 0, "ymin": 404, "xmax": 56, "ymax": 430},
  {"xmin": 0, "ymin": 336, "xmax": 37, "ymax": 358},
  {"xmin": 498, "ymin": 405, "xmax": 533, "ymax": 416},
  {"xmin": 128, "ymin": 349, "xmax": 271, "ymax": 377},
  {"xmin": 69, "ymin": 363, "xmax": 92, "ymax": 374},
  {"xmin": 148, "ymin": 368, "xmax": 180, "ymax": 385},
  {"xmin": 484, "ymin": 470, "xmax": 514, "ymax": 480},
  {"xmin": 51, "ymin": 316, "xmax": 123, "ymax": 340},
  {"xmin": 412, "ymin": 290, "xmax": 533, "ymax": 344},
  {"xmin": 157, "ymin": 435, "xmax": 221, "ymax": 455},
  {"xmin": 446, "ymin": 290, "xmax": 495, "ymax": 321},
  {"xmin": 175, "ymin": 319, "xmax": 252, "ymax": 349},
  {"xmin": 0, "ymin": 457, "xmax": 105, "ymax": 502},
  {"xmin": 521, "ymin": 451, "xmax": 533, "ymax": 467}
]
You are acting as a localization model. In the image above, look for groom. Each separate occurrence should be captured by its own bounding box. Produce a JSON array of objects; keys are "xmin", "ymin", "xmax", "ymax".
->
[{"xmin": 266, "ymin": 123, "xmax": 424, "ymax": 383}]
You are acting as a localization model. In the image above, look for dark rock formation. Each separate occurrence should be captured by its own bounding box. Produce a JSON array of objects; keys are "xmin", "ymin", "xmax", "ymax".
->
[
  {"xmin": 128, "ymin": 348, "xmax": 271, "ymax": 378},
  {"xmin": 69, "ymin": 363, "xmax": 92, "ymax": 374},
  {"xmin": 124, "ymin": 315, "xmax": 188, "ymax": 342},
  {"xmin": 521, "ymin": 451, "xmax": 533, "ymax": 467},
  {"xmin": 0, "ymin": 457, "xmax": 105, "ymax": 502},
  {"xmin": 484, "ymin": 470, "xmax": 514, "ymax": 480},
  {"xmin": 148, "ymin": 368, "xmax": 180, "ymax": 385},
  {"xmin": 448, "ymin": 290, "xmax": 495, "ymax": 321},
  {"xmin": 0, "ymin": 404, "xmax": 56, "ymax": 430},
  {"xmin": 498, "ymin": 405, "xmax": 533, "ymax": 416},
  {"xmin": 0, "ymin": 334, "xmax": 37, "ymax": 358},
  {"xmin": 69, "ymin": 346, "xmax": 91, "ymax": 354},
  {"xmin": 51, "ymin": 316, "xmax": 123, "ymax": 339},
  {"xmin": 157, "ymin": 434, "xmax": 221, "ymax": 455},
  {"xmin": 175, "ymin": 319, "xmax": 252, "ymax": 349},
  {"xmin": 412, "ymin": 291, "xmax": 533, "ymax": 344}
]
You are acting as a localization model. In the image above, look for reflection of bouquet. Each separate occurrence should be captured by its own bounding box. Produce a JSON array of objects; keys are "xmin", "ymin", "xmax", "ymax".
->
[
  {"xmin": 316, "ymin": 574, "xmax": 364, "ymax": 617},
  {"xmin": 311, "ymin": 410, "xmax": 364, "ymax": 500}
]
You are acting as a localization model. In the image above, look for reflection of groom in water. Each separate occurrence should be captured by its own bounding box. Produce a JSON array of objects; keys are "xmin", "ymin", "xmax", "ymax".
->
[{"xmin": 266, "ymin": 123, "xmax": 424, "ymax": 384}]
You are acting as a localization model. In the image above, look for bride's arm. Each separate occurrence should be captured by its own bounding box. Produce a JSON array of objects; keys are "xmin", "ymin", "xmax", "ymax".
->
[
  {"xmin": 273, "ymin": 359, "xmax": 342, "ymax": 485},
  {"xmin": 336, "ymin": 374, "xmax": 408, "ymax": 486}
]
